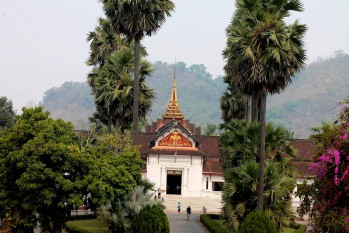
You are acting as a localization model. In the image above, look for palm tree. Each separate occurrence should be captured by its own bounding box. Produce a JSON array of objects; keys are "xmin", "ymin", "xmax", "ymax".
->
[
  {"xmin": 220, "ymin": 76, "xmax": 248, "ymax": 122},
  {"xmin": 88, "ymin": 48, "xmax": 155, "ymax": 134},
  {"xmin": 223, "ymin": 0, "xmax": 306, "ymax": 211},
  {"xmin": 101, "ymin": 0, "xmax": 175, "ymax": 143},
  {"xmin": 222, "ymin": 161, "xmax": 296, "ymax": 232},
  {"xmin": 220, "ymin": 119, "xmax": 295, "ymax": 168},
  {"xmin": 202, "ymin": 123, "xmax": 218, "ymax": 136},
  {"xmin": 87, "ymin": 18, "xmax": 129, "ymax": 68}
]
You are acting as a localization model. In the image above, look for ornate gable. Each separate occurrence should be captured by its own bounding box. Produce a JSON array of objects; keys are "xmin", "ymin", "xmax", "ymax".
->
[{"xmin": 158, "ymin": 130, "xmax": 193, "ymax": 147}]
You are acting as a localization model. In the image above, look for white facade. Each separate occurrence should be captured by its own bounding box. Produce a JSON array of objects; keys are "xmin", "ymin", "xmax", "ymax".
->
[
  {"xmin": 143, "ymin": 154, "xmax": 223, "ymax": 199},
  {"xmin": 141, "ymin": 121, "xmax": 224, "ymax": 199}
]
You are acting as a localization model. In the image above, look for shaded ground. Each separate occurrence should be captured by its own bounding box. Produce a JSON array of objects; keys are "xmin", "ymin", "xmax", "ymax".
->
[{"xmin": 166, "ymin": 211, "xmax": 209, "ymax": 233}]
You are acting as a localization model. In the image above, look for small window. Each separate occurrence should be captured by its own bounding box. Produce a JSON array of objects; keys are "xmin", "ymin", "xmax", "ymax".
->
[
  {"xmin": 206, "ymin": 177, "xmax": 209, "ymax": 190},
  {"xmin": 212, "ymin": 182, "xmax": 224, "ymax": 191}
]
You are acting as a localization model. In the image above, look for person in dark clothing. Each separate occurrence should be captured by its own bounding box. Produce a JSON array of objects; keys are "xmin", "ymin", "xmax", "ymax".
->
[{"xmin": 186, "ymin": 206, "xmax": 191, "ymax": 220}]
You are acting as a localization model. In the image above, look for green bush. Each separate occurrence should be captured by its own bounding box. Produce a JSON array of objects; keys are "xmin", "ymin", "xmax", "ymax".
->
[
  {"xmin": 131, "ymin": 205, "xmax": 170, "ymax": 233},
  {"xmin": 69, "ymin": 213, "xmax": 97, "ymax": 221},
  {"xmin": 238, "ymin": 210, "xmax": 277, "ymax": 233},
  {"xmin": 293, "ymin": 224, "xmax": 306, "ymax": 233},
  {"xmin": 200, "ymin": 214, "xmax": 230, "ymax": 233}
]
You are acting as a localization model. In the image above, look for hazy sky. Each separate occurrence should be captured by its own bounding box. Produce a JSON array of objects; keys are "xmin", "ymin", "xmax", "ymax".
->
[{"xmin": 1, "ymin": 1, "xmax": 349, "ymax": 111}]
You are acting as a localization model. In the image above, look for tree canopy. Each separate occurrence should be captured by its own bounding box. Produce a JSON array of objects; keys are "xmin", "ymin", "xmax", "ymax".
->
[
  {"xmin": 0, "ymin": 96, "xmax": 16, "ymax": 129},
  {"xmin": 101, "ymin": 0, "xmax": 175, "ymax": 143},
  {"xmin": 223, "ymin": 0, "xmax": 306, "ymax": 210},
  {"xmin": 220, "ymin": 120, "xmax": 296, "ymax": 231},
  {"xmin": 0, "ymin": 107, "xmax": 144, "ymax": 232}
]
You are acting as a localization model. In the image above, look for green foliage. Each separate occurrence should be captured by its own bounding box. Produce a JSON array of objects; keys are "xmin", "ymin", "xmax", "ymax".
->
[
  {"xmin": 87, "ymin": 47, "xmax": 155, "ymax": 134},
  {"xmin": 0, "ymin": 96, "xmax": 16, "ymax": 128},
  {"xmin": 200, "ymin": 214, "xmax": 230, "ymax": 233},
  {"xmin": 220, "ymin": 120, "xmax": 296, "ymax": 231},
  {"xmin": 293, "ymin": 224, "xmax": 306, "ymax": 233},
  {"xmin": 220, "ymin": 75, "xmax": 247, "ymax": 123},
  {"xmin": 0, "ymin": 107, "xmax": 144, "ymax": 232},
  {"xmin": 238, "ymin": 210, "xmax": 277, "ymax": 233},
  {"xmin": 83, "ymin": 135, "xmax": 144, "ymax": 208},
  {"xmin": 69, "ymin": 213, "xmax": 97, "ymax": 221},
  {"xmin": 202, "ymin": 123, "xmax": 219, "ymax": 136},
  {"xmin": 131, "ymin": 205, "xmax": 169, "ymax": 233},
  {"xmin": 220, "ymin": 119, "xmax": 295, "ymax": 167},
  {"xmin": 102, "ymin": 185, "xmax": 163, "ymax": 233},
  {"xmin": 295, "ymin": 181, "xmax": 313, "ymax": 220},
  {"xmin": 0, "ymin": 107, "xmax": 83, "ymax": 232}
]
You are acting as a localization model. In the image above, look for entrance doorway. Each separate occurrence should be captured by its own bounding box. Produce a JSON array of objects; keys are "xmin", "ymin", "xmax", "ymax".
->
[{"xmin": 166, "ymin": 170, "xmax": 182, "ymax": 195}]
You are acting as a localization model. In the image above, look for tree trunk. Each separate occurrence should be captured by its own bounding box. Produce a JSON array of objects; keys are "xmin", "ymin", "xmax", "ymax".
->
[
  {"xmin": 107, "ymin": 117, "xmax": 112, "ymax": 134},
  {"xmin": 257, "ymin": 91, "xmax": 266, "ymax": 211},
  {"xmin": 115, "ymin": 118, "xmax": 120, "ymax": 136},
  {"xmin": 132, "ymin": 39, "xmax": 141, "ymax": 144},
  {"xmin": 247, "ymin": 95, "xmax": 252, "ymax": 123},
  {"xmin": 252, "ymin": 91, "xmax": 259, "ymax": 122}
]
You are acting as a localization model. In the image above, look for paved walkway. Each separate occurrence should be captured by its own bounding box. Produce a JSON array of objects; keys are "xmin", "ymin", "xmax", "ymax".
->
[{"xmin": 166, "ymin": 211, "xmax": 209, "ymax": 233}]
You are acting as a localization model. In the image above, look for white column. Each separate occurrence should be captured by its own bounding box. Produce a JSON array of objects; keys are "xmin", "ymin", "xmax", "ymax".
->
[{"xmin": 161, "ymin": 167, "xmax": 166, "ymax": 193}]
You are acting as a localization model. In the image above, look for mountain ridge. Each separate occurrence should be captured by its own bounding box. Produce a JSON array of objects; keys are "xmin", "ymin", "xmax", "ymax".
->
[{"xmin": 40, "ymin": 52, "xmax": 349, "ymax": 138}]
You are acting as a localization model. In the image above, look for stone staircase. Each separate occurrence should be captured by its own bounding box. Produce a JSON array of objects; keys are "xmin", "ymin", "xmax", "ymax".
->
[{"xmin": 162, "ymin": 195, "xmax": 222, "ymax": 214}]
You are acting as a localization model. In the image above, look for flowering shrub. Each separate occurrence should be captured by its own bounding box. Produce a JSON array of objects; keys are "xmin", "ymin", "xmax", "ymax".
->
[{"xmin": 306, "ymin": 101, "xmax": 349, "ymax": 232}]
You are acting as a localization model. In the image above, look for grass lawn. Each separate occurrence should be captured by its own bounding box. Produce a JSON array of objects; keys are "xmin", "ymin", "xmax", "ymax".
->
[{"xmin": 66, "ymin": 219, "xmax": 111, "ymax": 233}]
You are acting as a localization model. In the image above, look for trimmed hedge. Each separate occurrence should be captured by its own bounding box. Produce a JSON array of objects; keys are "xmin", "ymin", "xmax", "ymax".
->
[
  {"xmin": 69, "ymin": 213, "xmax": 97, "ymax": 221},
  {"xmin": 131, "ymin": 205, "xmax": 170, "ymax": 233},
  {"xmin": 238, "ymin": 210, "xmax": 277, "ymax": 233},
  {"xmin": 65, "ymin": 219, "xmax": 111, "ymax": 233},
  {"xmin": 200, "ymin": 214, "xmax": 230, "ymax": 233}
]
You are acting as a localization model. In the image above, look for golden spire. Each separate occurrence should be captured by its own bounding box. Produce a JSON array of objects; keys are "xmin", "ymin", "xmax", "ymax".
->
[{"xmin": 162, "ymin": 72, "xmax": 185, "ymax": 120}]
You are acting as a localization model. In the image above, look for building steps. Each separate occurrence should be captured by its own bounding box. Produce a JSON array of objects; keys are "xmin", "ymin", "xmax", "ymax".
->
[{"xmin": 161, "ymin": 195, "xmax": 222, "ymax": 213}]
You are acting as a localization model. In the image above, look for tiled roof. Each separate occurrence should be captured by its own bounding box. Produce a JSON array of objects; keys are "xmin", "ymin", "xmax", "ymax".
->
[
  {"xmin": 136, "ymin": 132, "xmax": 316, "ymax": 176},
  {"xmin": 203, "ymin": 158, "xmax": 223, "ymax": 174},
  {"xmin": 289, "ymin": 139, "xmax": 315, "ymax": 162},
  {"xmin": 144, "ymin": 146, "xmax": 206, "ymax": 156},
  {"xmin": 291, "ymin": 161, "xmax": 314, "ymax": 177},
  {"xmin": 136, "ymin": 133, "xmax": 157, "ymax": 155},
  {"xmin": 196, "ymin": 136, "xmax": 220, "ymax": 157}
]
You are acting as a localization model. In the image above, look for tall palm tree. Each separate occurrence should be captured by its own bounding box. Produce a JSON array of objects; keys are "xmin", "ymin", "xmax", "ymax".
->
[
  {"xmin": 223, "ymin": 0, "xmax": 306, "ymax": 211},
  {"xmin": 88, "ymin": 48, "xmax": 155, "ymax": 134},
  {"xmin": 101, "ymin": 0, "xmax": 175, "ymax": 143},
  {"xmin": 220, "ymin": 119, "xmax": 295, "ymax": 168}
]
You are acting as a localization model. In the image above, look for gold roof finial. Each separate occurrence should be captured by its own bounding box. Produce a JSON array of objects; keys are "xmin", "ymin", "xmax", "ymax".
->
[{"xmin": 162, "ymin": 63, "xmax": 185, "ymax": 119}]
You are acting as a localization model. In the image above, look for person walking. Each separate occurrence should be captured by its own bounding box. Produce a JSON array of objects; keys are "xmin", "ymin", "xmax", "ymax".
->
[
  {"xmin": 186, "ymin": 206, "xmax": 191, "ymax": 220},
  {"xmin": 177, "ymin": 202, "xmax": 181, "ymax": 215}
]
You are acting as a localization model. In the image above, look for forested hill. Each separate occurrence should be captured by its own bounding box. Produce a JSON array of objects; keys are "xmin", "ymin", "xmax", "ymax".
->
[
  {"xmin": 145, "ymin": 61, "xmax": 225, "ymax": 125},
  {"xmin": 267, "ymin": 52, "xmax": 349, "ymax": 138},
  {"xmin": 41, "ymin": 52, "xmax": 349, "ymax": 138},
  {"xmin": 40, "ymin": 62, "xmax": 225, "ymax": 130}
]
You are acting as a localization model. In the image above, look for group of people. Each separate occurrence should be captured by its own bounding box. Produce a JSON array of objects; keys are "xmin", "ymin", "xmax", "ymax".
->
[
  {"xmin": 176, "ymin": 202, "xmax": 207, "ymax": 220},
  {"xmin": 177, "ymin": 202, "xmax": 191, "ymax": 220}
]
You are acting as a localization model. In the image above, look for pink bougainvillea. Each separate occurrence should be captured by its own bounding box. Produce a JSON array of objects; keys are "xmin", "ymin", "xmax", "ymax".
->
[{"xmin": 303, "ymin": 101, "xmax": 349, "ymax": 232}]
